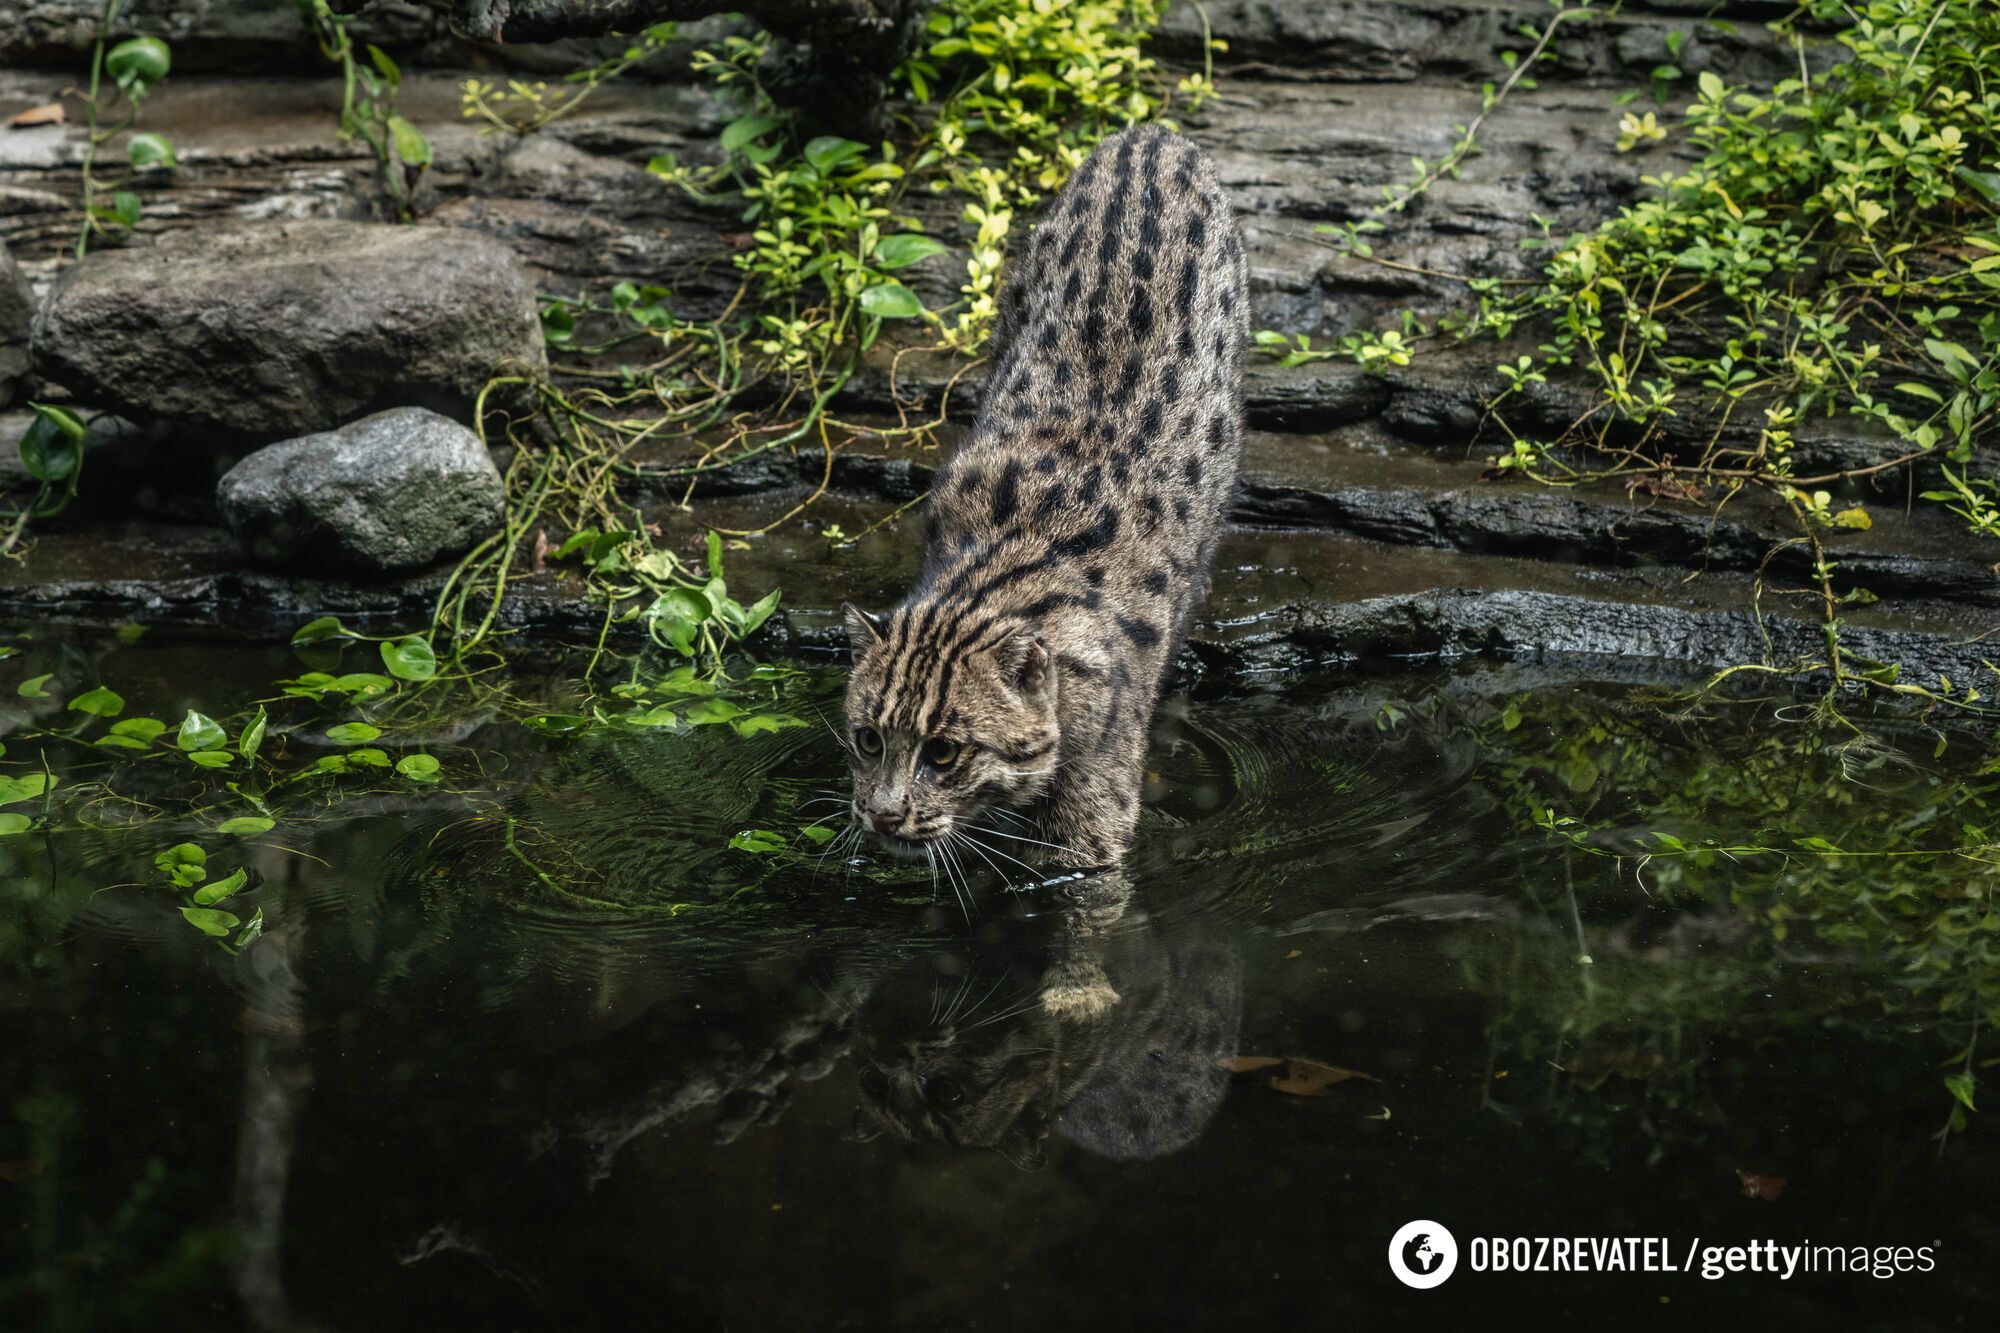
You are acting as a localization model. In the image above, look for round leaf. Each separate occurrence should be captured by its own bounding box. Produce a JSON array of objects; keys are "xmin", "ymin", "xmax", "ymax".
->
[
  {"xmin": 326, "ymin": 722, "xmax": 383, "ymax": 745},
  {"xmin": 395, "ymin": 753, "xmax": 441, "ymax": 782},
  {"xmin": 110, "ymin": 716, "xmax": 166, "ymax": 741},
  {"xmin": 0, "ymin": 773, "xmax": 51, "ymax": 806},
  {"xmin": 106, "ymin": 37, "xmax": 171, "ymax": 91},
  {"xmin": 0, "ymin": 813, "xmax": 31, "ymax": 836},
  {"xmin": 380, "ymin": 636, "xmax": 437, "ymax": 682},
  {"xmin": 127, "ymin": 131, "xmax": 176, "ymax": 168},
  {"xmin": 186, "ymin": 750, "xmax": 234, "ymax": 769}
]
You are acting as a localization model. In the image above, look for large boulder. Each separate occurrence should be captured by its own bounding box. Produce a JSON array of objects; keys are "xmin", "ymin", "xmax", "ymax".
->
[
  {"xmin": 215, "ymin": 407, "xmax": 506, "ymax": 573},
  {"xmin": 31, "ymin": 220, "xmax": 546, "ymax": 441},
  {"xmin": 0, "ymin": 238, "xmax": 32, "ymax": 409}
]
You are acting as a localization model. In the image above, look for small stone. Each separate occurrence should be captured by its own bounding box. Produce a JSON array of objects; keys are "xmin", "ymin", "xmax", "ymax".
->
[
  {"xmin": 32, "ymin": 219, "xmax": 546, "ymax": 440},
  {"xmin": 0, "ymin": 238, "xmax": 33, "ymax": 409},
  {"xmin": 215, "ymin": 407, "xmax": 506, "ymax": 574}
]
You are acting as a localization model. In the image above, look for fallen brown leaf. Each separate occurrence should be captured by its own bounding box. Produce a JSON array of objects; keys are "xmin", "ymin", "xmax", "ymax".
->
[
  {"xmin": 1220, "ymin": 1054, "xmax": 1375, "ymax": 1097},
  {"xmin": 1736, "ymin": 1169, "xmax": 1787, "ymax": 1202},
  {"xmin": 1283, "ymin": 949, "xmax": 1303, "ymax": 959},
  {"xmin": 6, "ymin": 103, "xmax": 66, "ymax": 129}
]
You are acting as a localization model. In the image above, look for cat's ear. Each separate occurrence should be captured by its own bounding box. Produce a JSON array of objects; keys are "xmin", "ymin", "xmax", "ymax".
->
[
  {"xmin": 842, "ymin": 603, "xmax": 887, "ymax": 656},
  {"xmin": 998, "ymin": 1104, "xmax": 1050, "ymax": 1171},
  {"xmin": 998, "ymin": 632, "xmax": 1052, "ymax": 698}
]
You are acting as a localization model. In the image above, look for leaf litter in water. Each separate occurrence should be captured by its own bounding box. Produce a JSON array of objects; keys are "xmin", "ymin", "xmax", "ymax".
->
[
  {"xmin": 1736, "ymin": 1170, "xmax": 1787, "ymax": 1202},
  {"xmin": 1221, "ymin": 1055, "xmax": 1377, "ymax": 1097}
]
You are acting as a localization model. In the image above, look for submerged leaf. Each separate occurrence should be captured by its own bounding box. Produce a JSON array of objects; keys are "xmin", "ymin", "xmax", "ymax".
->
[{"xmin": 1221, "ymin": 1055, "xmax": 1376, "ymax": 1097}]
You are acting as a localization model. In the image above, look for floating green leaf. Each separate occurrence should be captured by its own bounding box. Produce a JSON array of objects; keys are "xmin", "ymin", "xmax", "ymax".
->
[
  {"xmin": 153, "ymin": 842, "xmax": 206, "ymax": 887},
  {"xmin": 178, "ymin": 906, "xmax": 239, "ymax": 938},
  {"xmin": 177, "ymin": 711, "xmax": 226, "ymax": 751},
  {"xmin": 186, "ymin": 750, "xmax": 234, "ymax": 769},
  {"xmin": 0, "ymin": 813, "xmax": 31, "ymax": 836},
  {"xmin": 67, "ymin": 686, "xmax": 124, "ymax": 718},
  {"xmin": 192, "ymin": 868, "xmax": 247, "ymax": 906},
  {"xmin": 729, "ymin": 828, "xmax": 786, "ymax": 855},
  {"xmin": 0, "ymin": 774, "xmax": 52, "ymax": 806},
  {"xmin": 16, "ymin": 673, "xmax": 53, "ymax": 698},
  {"xmin": 395, "ymin": 753, "xmax": 441, "ymax": 782},
  {"xmin": 216, "ymin": 816, "xmax": 273, "ymax": 837},
  {"xmin": 110, "ymin": 716, "xmax": 166, "ymax": 741},
  {"xmin": 326, "ymin": 722, "xmax": 383, "ymax": 745},
  {"xmin": 380, "ymin": 636, "xmax": 437, "ymax": 682}
]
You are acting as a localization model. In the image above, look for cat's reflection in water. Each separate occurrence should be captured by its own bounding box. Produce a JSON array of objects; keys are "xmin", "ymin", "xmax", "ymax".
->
[{"xmin": 848, "ymin": 873, "xmax": 1242, "ymax": 1168}]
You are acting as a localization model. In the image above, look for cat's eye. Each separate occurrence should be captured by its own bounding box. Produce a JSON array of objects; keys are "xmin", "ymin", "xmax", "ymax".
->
[
  {"xmin": 855, "ymin": 727, "xmax": 883, "ymax": 757},
  {"xmin": 921, "ymin": 738, "xmax": 960, "ymax": 767},
  {"xmin": 925, "ymin": 1075, "xmax": 965, "ymax": 1109},
  {"xmin": 859, "ymin": 1066, "xmax": 889, "ymax": 1099}
]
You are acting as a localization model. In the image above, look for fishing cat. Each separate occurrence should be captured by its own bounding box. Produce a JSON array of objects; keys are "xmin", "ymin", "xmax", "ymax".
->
[{"xmin": 842, "ymin": 124, "xmax": 1247, "ymax": 869}]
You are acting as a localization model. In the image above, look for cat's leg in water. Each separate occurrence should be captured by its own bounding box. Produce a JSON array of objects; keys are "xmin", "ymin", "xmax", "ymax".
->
[{"xmin": 1038, "ymin": 869, "xmax": 1134, "ymax": 1019}]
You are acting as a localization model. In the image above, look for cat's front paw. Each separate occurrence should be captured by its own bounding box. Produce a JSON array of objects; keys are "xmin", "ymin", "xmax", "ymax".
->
[{"xmin": 1040, "ymin": 963, "xmax": 1120, "ymax": 1019}]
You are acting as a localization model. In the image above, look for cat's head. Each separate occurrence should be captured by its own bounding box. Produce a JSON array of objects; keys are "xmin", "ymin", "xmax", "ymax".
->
[
  {"xmin": 847, "ymin": 1015, "xmax": 1057, "ymax": 1170},
  {"xmin": 839, "ymin": 602, "xmax": 1059, "ymax": 855}
]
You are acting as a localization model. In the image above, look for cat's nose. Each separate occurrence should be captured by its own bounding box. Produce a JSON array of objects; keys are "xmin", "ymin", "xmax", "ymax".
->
[{"xmin": 870, "ymin": 810, "xmax": 903, "ymax": 834}]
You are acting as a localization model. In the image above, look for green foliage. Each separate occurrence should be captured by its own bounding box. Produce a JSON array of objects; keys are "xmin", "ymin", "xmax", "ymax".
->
[
  {"xmin": 5, "ymin": 403, "xmax": 90, "ymax": 557},
  {"xmin": 299, "ymin": 1, "xmax": 430, "ymax": 221},
  {"xmin": 461, "ymin": 21, "xmax": 684, "ymax": 134},
  {"xmin": 72, "ymin": 1, "xmax": 176, "ymax": 257}
]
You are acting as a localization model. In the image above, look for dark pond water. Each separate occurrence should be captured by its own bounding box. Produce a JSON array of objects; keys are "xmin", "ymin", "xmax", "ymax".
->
[{"xmin": 4, "ymin": 634, "xmax": 1999, "ymax": 1329}]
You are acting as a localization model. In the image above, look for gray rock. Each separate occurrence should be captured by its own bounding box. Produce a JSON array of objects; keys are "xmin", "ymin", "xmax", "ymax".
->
[
  {"xmin": 31, "ymin": 220, "xmax": 546, "ymax": 441},
  {"xmin": 0, "ymin": 238, "xmax": 32, "ymax": 409},
  {"xmin": 215, "ymin": 407, "xmax": 506, "ymax": 573}
]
